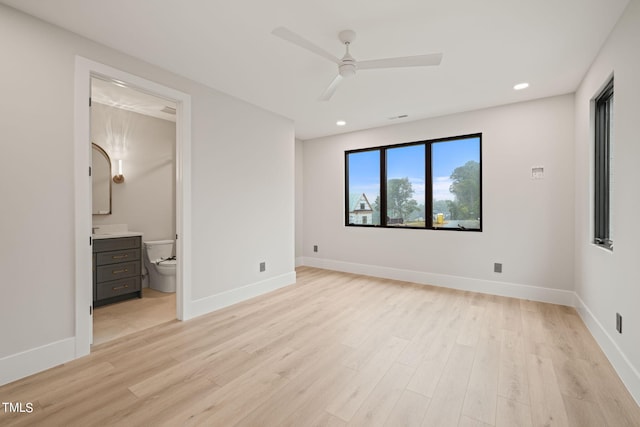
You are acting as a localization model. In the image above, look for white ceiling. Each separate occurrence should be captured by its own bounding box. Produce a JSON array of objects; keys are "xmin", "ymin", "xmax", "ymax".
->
[{"xmin": 2, "ymin": 0, "xmax": 629, "ymax": 140}]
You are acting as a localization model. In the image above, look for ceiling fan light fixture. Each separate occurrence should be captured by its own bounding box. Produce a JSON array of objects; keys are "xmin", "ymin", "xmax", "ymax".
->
[
  {"xmin": 514, "ymin": 82, "xmax": 529, "ymax": 90},
  {"xmin": 336, "ymin": 120, "xmax": 346, "ymax": 126},
  {"xmin": 339, "ymin": 63, "xmax": 356, "ymax": 78}
]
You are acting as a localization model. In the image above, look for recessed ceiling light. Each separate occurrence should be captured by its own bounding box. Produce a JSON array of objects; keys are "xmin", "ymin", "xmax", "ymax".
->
[
  {"xmin": 336, "ymin": 120, "xmax": 346, "ymax": 126},
  {"xmin": 514, "ymin": 82, "xmax": 529, "ymax": 90}
]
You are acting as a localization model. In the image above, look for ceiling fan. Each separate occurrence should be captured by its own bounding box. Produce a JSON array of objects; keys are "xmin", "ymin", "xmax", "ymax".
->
[{"xmin": 272, "ymin": 27, "xmax": 443, "ymax": 101}]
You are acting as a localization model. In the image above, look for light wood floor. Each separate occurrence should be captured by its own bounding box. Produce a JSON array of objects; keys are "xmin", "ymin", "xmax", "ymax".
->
[
  {"xmin": 1, "ymin": 267, "xmax": 638, "ymax": 426},
  {"xmin": 93, "ymin": 288, "xmax": 176, "ymax": 345}
]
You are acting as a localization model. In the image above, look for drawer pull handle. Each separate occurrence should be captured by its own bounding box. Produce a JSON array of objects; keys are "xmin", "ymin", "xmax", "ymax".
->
[
  {"xmin": 112, "ymin": 254, "xmax": 129, "ymax": 259},
  {"xmin": 112, "ymin": 284, "xmax": 129, "ymax": 291},
  {"xmin": 112, "ymin": 268, "xmax": 129, "ymax": 274}
]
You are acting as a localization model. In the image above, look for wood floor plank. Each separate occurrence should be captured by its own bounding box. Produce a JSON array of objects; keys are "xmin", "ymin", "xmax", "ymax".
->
[
  {"xmin": 405, "ymin": 328, "xmax": 457, "ymax": 398},
  {"xmin": 326, "ymin": 335, "xmax": 409, "ymax": 421},
  {"xmin": 421, "ymin": 344, "xmax": 476, "ymax": 427},
  {"xmin": 383, "ymin": 389, "xmax": 430, "ymax": 427},
  {"xmin": 462, "ymin": 336, "xmax": 501, "ymax": 425},
  {"xmin": 526, "ymin": 354, "xmax": 570, "ymax": 427},
  {"xmin": 396, "ymin": 297, "xmax": 447, "ymax": 368},
  {"xmin": 495, "ymin": 396, "xmax": 532, "ymax": 427},
  {"xmin": 458, "ymin": 415, "xmax": 492, "ymax": 427},
  {"xmin": 165, "ymin": 367, "xmax": 287, "ymax": 426},
  {"xmin": 347, "ymin": 362, "xmax": 415, "ymax": 426},
  {"xmin": 118, "ymin": 379, "xmax": 218, "ymax": 427},
  {"xmin": 456, "ymin": 299, "xmax": 486, "ymax": 346},
  {"xmin": 278, "ymin": 366, "xmax": 358, "ymax": 427},
  {"xmin": 575, "ymin": 358, "xmax": 640, "ymax": 426},
  {"xmin": 308, "ymin": 412, "xmax": 349, "ymax": 427},
  {"xmin": 498, "ymin": 329, "xmax": 530, "ymax": 405},
  {"xmin": 233, "ymin": 342, "xmax": 354, "ymax": 426},
  {"xmin": 501, "ymin": 297, "xmax": 523, "ymax": 332},
  {"xmin": 562, "ymin": 395, "xmax": 606, "ymax": 427},
  {"xmin": 1, "ymin": 267, "xmax": 639, "ymax": 427}
]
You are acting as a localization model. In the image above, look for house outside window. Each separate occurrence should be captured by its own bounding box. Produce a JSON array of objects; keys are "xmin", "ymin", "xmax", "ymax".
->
[{"xmin": 348, "ymin": 193, "xmax": 374, "ymax": 225}]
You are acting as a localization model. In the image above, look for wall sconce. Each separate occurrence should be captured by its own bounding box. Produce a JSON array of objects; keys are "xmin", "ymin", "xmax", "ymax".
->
[{"xmin": 113, "ymin": 159, "xmax": 125, "ymax": 183}]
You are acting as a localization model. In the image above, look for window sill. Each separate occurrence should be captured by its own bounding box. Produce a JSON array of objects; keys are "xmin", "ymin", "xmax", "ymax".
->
[{"xmin": 593, "ymin": 240, "xmax": 613, "ymax": 252}]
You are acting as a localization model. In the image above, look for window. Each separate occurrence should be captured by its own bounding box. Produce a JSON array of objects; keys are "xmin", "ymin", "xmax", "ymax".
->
[
  {"xmin": 386, "ymin": 144, "xmax": 425, "ymax": 227},
  {"xmin": 594, "ymin": 77, "xmax": 613, "ymax": 249},
  {"xmin": 432, "ymin": 137, "xmax": 481, "ymax": 230},
  {"xmin": 345, "ymin": 133, "xmax": 481, "ymax": 231},
  {"xmin": 346, "ymin": 150, "xmax": 380, "ymax": 226}
]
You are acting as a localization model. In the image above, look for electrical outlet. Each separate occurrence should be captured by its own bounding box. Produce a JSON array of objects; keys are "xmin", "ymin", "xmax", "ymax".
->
[
  {"xmin": 313, "ymin": 245, "xmax": 318, "ymax": 253},
  {"xmin": 494, "ymin": 263, "xmax": 502, "ymax": 273},
  {"xmin": 616, "ymin": 313, "xmax": 622, "ymax": 334},
  {"xmin": 259, "ymin": 262, "xmax": 266, "ymax": 272}
]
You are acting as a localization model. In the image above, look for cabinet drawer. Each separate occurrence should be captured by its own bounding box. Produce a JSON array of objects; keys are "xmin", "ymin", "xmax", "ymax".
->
[
  {"xmin": 96, "ymin": 261, "xmax": 140, "ymax": 282},
  {"xmin": 93, "ymin": 236, "xmax": 140, "ymax": 253},
  {"xmin": 96, "ymin": 249, "xmax": 140, "ymax": 266},
  {"xmin": 96, "ymin": 276, "xmax": 141, "ymax": 300}
]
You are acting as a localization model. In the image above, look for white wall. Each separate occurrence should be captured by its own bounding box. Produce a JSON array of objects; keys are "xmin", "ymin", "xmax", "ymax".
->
[
  {"xmin": 295, "ymin": 138, "xmax": 304, "ymax": 265},
  {"xmin": 0, "ymin": 4, "xmax": 294, "ymax": 380},
  {"xmin": 91, "ymin": 103, "xmax": 176, "ymax": 242},
  {"xmin": 302, "ymin": 94, "xmax": 575, "ymax": 303},
  {"xmin": 574, "ymin": 0, "xmax": 640, "ymax": 403},
  {"xmin": 189, "ymin": 92, "xmax": 294, "ymax": 302}
]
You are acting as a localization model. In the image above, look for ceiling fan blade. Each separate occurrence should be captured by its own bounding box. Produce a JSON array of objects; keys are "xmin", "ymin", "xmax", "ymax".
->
[
  {"xmin": 358, "ymin": 53, "xmax": 443, "ymax": 70},
  {"xmin": 319, "ymin": 75, "xmax": 343, "ymax": 101},
  {"xmin": 272, "ymin": 27, "xmax": 341, "ymax": 64}
]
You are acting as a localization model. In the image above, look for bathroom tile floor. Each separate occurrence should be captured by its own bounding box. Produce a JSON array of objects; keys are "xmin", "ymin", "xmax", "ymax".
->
[{"xmin": 92, "ymin": 288, "xmax": 176, "ymax": 346}]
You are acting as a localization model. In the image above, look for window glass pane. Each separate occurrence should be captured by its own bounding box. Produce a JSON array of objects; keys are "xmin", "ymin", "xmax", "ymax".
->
[
  {"xmin": 386, "ymin": 144, "xmax": 425, "ymax": 227},
  {"xmin": 432, "ymin": 137, "xmax": 481, "ymax": 230},
  {"xmin": 347, "ymin": 150, "xmax": 380, "ymax": 225}
]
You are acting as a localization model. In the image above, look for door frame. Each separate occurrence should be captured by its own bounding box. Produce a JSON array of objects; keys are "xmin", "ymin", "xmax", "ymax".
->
[{"xmin": 74, "ymin": 56, "xmax": 192, "ymax": 356}]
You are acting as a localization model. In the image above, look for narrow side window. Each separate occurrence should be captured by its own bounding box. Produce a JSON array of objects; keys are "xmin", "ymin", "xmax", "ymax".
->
[{"xmin": 594, "ymin": 77, "xmax": 613, "ymax": 250}]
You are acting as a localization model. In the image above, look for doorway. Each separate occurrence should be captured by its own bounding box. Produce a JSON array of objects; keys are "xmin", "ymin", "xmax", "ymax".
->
[
  {"xmin": 90, "ymin": 76, "xmax": 177, "ymax": 345},
  {"xmin": 74, "ymin": 57, "xmax": 192, "ymax": 357}
]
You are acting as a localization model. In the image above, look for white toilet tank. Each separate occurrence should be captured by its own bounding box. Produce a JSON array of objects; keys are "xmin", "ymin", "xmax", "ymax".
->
[{"xmin": 144, "ymin": 240, "xmax": 174, "ymax": 262}]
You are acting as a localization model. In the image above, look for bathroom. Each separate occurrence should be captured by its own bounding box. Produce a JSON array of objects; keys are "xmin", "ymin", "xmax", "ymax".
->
[{"xmin": 90, "ymin": 77, "xmax": 177, "ymax": 345}]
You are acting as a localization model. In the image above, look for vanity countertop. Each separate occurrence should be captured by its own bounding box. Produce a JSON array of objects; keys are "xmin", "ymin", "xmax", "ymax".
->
[{"xmin": 93, "ymin": 231, "xmax": 143, "ymax": 240}]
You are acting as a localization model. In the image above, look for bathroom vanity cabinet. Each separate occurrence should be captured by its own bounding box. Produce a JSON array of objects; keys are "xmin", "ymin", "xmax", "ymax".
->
[{"xmin": 93, "ymin": 235, "xmax": 142, "ymax": 307}]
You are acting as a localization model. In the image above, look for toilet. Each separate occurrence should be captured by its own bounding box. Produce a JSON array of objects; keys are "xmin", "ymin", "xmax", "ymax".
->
[{"xmin": 143, "ymin": 240, "xmax": 176, "ymax": 293}]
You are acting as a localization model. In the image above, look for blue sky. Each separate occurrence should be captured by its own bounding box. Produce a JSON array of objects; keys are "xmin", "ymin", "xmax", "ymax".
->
[
  {"xmin": 387, "ymin": 144, "xmax": 425, "ymax": 204},
  {"xmin": 348, "ymin": 150, "xmax": 380, "ymax": 201},
  {"xmin": 432, "ymin": 137, "xmax": 480, "ymax": 200},
  {"xmin": 432, "ymin": 137, "xmax": 480, "ymax": 178},
  {"xmin": 348, "ymin": 136, "xmax": 480, "ymax": 203}
]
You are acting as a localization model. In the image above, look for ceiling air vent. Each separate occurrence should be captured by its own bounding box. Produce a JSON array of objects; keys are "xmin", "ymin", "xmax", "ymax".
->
[
  {"xmin": 161, "ymin": 106, "xmax": 176, "ymax": 115},
  {"xmin": 388, "ymin": 114, "xmax": 408, "ymax": 120}
]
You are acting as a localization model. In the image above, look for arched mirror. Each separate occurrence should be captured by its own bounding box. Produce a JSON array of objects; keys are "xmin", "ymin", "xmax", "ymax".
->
[{"xmin": 92, "ymin": 143, "xmax": 112, "ymax": 215}]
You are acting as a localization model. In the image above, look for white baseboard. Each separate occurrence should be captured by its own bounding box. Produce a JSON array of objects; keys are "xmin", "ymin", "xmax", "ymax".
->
[
  {"xmin": 0, "ymin": 338, "xmax": 76, "ymax": 386},
  {"xmin": 187, "ymin": 271, "xmax": 297, "ymax": 320},
  {"xmin": 574, "ymin": 294, "xmax": 640, "ymax": 405},
  {"xmin": 295, "ymin": 257, "xmax": 304, "ymax": 267},
  {"xmin": 300, "ymin": 257, "xmax": 575, "ymax": 306}
]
